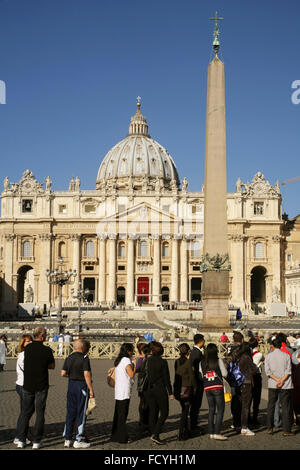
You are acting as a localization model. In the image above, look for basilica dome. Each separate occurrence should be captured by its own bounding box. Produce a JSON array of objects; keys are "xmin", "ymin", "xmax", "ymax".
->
[{"xmin": 96, "ymin": 100, "xmax": 180, "ymax": 190}]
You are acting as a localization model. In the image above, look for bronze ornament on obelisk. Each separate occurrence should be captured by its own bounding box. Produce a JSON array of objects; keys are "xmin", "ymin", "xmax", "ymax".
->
[{"xmin": 200, "ymin": 13, "xmax": 231, "ymax": 327}]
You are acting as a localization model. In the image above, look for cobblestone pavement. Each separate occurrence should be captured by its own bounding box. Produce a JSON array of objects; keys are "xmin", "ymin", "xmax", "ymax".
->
[{"xmin": 1, "ymin": 359, "xmax": 300, "ymax": 452}]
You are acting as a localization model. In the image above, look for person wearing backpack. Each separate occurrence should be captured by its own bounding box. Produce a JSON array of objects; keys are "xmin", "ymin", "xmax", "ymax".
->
[
  {"xmin": 226, "ymin": 331, "xmax": 244, "ymax": 433},
  {"xmin": 231, "ymin": 342, "xmax": 258, "ymax": 436},
  {"xmin": 200, "ymin": 343, "xmax": 228, "ymax": 440}
]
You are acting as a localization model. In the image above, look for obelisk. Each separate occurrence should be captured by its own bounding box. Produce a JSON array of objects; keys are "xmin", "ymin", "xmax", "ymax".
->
[{"xmin": 201, "ymin": 13, "xmax": 231, "ymax": 327}]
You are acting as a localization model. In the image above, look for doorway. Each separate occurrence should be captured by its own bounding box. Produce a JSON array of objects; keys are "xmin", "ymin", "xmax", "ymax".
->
[
  {"xmin": 83, "ymin": 277, "xmax": 95, "ymax": 303},
  {"xmin": 191, "ymin": 277, "xmax": 202, "ymax": 302},
  {"xmin": 137, "ymin": 277, "xmax": 149, "ymax": 304}
]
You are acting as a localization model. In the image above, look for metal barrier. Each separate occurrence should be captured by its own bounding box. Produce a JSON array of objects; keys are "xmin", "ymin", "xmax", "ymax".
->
[{"xmin": 5, "ymin": 341, "xmax": 271, "ymax": 360}]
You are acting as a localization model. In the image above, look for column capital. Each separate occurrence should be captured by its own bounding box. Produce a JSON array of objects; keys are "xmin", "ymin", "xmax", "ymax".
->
[
  {"xmin": 108, "ymin": 233, "xmax": 117, "ymax": 240},
  {"xmin": 70, "ymin": 234, "xmax": 81, "ymax": 242},
  {"xmin": 39, "ymin": 233, "xmax": 55, "ymax": 241},
  {"xmin": 4, "ymin": 233, "xmax": 16, "ymax": 242},
  {"xmin": 150, "ymin": 234, "xmax": 160, "ymax": 240}
]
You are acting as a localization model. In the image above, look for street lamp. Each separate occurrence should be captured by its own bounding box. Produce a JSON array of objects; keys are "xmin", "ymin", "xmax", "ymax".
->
[
  {"xmin": 71, "ymin": 281, "xmax": 90, "ymax": 333},
  {"xmin": 46, "ymin": 257, "xmax": 77, "ymax": 334}
]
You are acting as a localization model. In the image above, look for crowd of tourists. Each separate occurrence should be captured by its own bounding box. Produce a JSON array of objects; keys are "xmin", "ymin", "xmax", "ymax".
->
[{"xmin": 7, "ymin": 326, "xmax": 300, "ymax": 449}]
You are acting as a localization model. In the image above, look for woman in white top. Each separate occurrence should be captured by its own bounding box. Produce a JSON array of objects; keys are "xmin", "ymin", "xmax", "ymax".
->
[
  {"xmin": 0, "ymin": 335, "xmax": 7, "ymax": 371},
  {"xmin": 14, "ymin": 334, "xmax": 33, "ymax": 445},
  {"xmin": 111, "ymin": 343, "xmax": 136, "ymax": 443}
]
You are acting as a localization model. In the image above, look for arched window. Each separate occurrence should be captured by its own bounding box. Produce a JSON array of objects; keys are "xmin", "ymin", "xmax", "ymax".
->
[
  {"xmin": 118, "ymin": 242, "xmax": 125, "ymax": 258},
  {"xmin": 22, "ymin": 241, "xmax": 31, "ymax": 258},
  {"xmin": 191, "ymin": 240, "xmax": 200, "ymax": 258},
  {"xmin": 254, "ymin": 242, "xmax": 263, "ymax": 259},
  {"xmin": 162, "ymin": 242, "xmax": 169, "ymax": 258},
  {"xmin": 139, "ymin": 241, "xmax": 148, "ymax": 257},
  {"xmin": 85, "ymin": 241, "xmax": 94, "ymax": 258}
]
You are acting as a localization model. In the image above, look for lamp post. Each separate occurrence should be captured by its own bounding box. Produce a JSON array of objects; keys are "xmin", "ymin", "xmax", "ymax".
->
[
  {"xmin": 46, "ymin": 257, "xmax": 77, "ymax": 334},
  {"xmin": 71, "ymin": 281, "xmax": 90, "ymax": 334}
]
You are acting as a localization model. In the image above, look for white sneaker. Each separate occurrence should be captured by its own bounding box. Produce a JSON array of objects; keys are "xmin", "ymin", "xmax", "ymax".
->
[
  {"xmin": 214, "ymin": 434, "xmax": 228, "ymax": 440},
  {"xmin": 73, "ymin": 440, "xmax": 90, "ymax": 449},
  {"xmin": 32, "ymin": 442, "xmax": 41, "ymax": 449},
  {"xmin": 13, "ymin": 438, "xmax": 20, "ymax": 445},
  {"xmin": 210, "ymin": 434, "xmax": 215, "ymax": 439},
  {"xmin": 241, "ymin": 428, "xmax": 255, "ymax": 436},
  {"xmin": 64, "ymin": 440, "xmax": 72, "ymax": 448},
  {"xmin": 17, "ymin": 441, "xmax": 25, "ymax": 449}
]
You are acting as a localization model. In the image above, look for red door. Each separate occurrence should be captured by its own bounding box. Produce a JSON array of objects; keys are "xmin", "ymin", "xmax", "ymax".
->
[{"xmin": 137, "ymin": 277, "xmax": 149, "ymax": 304}]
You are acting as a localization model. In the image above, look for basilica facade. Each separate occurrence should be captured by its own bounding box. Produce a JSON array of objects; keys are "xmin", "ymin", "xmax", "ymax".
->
[{"xmin": 0, "ymin": 102, "xmax": 287, "ymax": 314}]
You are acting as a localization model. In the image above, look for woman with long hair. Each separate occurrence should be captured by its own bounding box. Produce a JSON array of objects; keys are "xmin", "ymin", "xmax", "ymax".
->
[
  {"xmin": 200, "ymin": 343, "xmax": 228, "ymax": 440},
  {"xmin": 146, "ymin": 342, "xmax": 174, "ymax": 445},
  {"xmin": 13, "ymin": 334, "xmax": 33, "ymax": 445},
  {"xmin": 111, "ymin": 343, "xmax": 136, "ymax": 443},
  {"xmin": 174, "ymin": 343, "xmax": 196, "ymax": 440}
]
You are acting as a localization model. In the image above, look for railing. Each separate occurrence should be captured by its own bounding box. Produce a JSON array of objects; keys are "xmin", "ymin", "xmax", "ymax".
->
[{"xmin": 5, "ymin": 341, "xmax": 271, "ymax": 360}]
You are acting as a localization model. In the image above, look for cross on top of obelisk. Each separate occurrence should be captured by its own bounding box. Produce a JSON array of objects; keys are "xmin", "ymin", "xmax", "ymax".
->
[{"xmin": 209, "ymin": 11, "xmax": 223, "ymax": 55}]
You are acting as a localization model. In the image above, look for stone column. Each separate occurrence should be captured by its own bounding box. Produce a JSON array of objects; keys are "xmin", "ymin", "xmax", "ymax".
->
[
  {"xmin": 38, "ymin": 233, "xmax": 53, "ymax": 306},
  {"xmin": 107, "ymin": 234, "xmax": 117, "ymax": 303},
  {"xmin": 70, "ymin": 234, "xmax": 81, "ymax": 295},
  {"xmin": 171, "ymin": 236, "xmax": 179, "ymax": 302},
  {"xmin": 4, "ymin": 234, "xmax": 15, "ymax": 307},
  {"xmin": 152, "ymin": 235, "xmax": 161, "ymax": 305},
  {"xmin": 230, "ymin": 235, "xmax": 245, "ymax": 308},
  {"xmin": 126, "ymin": 236, "xmax": 135, "ymax": 306},
  {"xmin": 180, "ymin": 237, "xmax": 188, "ymax": 302},
  {"xmin": 271, "ymin": 235, "xmax": 282, "ymax": 302},
  {"xmin": 98, "ymin": 236, "xmax": 107, "ymax": 303}
]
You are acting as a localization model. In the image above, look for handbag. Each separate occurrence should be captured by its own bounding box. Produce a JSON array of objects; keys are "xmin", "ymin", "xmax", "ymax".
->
[
  {"xmin": 107, "ymin": 367, "xmax": 115, "ymax": 388},
  {"xmin": 180, "ymin": 385, "xmax": 192, "ymax": 399},
  {"xmin": 223, "ymin": 380, "xmax": 232, "ymax": 403}
]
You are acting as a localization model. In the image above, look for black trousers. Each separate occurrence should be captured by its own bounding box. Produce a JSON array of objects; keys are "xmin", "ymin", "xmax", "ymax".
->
[
  {"xmin": 249, "ymin": 374, "xmax": 262, "ymax": 421},
  {"xmin": 179, "ymin": 397, "xmax": 191, "ymax": 438},
  {"xmin": 267, "ymin": 389, "xmax": 293, "ymax": 432},
  {"xmin": 190, "ymin": 383, "xmax": 204, "ymax": 430},
  {"xmin": 231, "ymin": 383, "xmax": 252, "ymax": 428},
  {"xmin": 18, "ymin": 388, "xmax": 48, "ymax": 444},
  {"xmin": 15, "ymin": 385, "xmax": 24, "ymax": 440},
  {"xmin": 111, "ymin": 399, "xmax": 130, "ymax": 443},
  {"xmin": 147, "ymin": 386, "xmax": 169, "ymax": 437}
]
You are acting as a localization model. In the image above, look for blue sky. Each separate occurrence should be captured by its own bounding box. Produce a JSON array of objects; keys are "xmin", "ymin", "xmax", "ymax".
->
[{"xmin": 0, "ymin": 0, "xmax": 299, "ymax": 217}]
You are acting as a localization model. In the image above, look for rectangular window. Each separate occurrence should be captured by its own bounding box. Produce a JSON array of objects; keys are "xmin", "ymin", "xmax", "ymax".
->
[
  {"xmin": 193, "ymin": 266, "xmax": 200, "ymax": 271},
  {"xmin": 118, "ymin": 265, "xmax": 125, "ymax": 271},
  {"xmin": 85, "ymin": 266, "xmax": 94, "ymax": 271},
  {"xmin": 22, "ymin": 200, "xmax": 33, "ymax": 213},
  {"xmin": 22, "ymin": 241, "xmax": 31, "ymax": 258},
  {"xmin": 287, "ymin": 254, "xmax": 292, "ymax": 262},
  {"xmin": 85, "ymin": 204, "xmax": 96, "ymax": 214},
  {"xmin": 59, "ymin": 205, "xmax": 67, "ymax": 214},
  {"xmin": 162, "ymin": 205, "xmax": 169, "ymax": 213},
  {"xmin": 162, "ymin": 265, "xmax": 169, "ymax": 271}
]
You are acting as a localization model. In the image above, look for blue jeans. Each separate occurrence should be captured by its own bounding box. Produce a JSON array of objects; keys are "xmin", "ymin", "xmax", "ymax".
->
[{"xmin": 206, "ymin": 389, "xmax": 225, "ymax": 435}]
